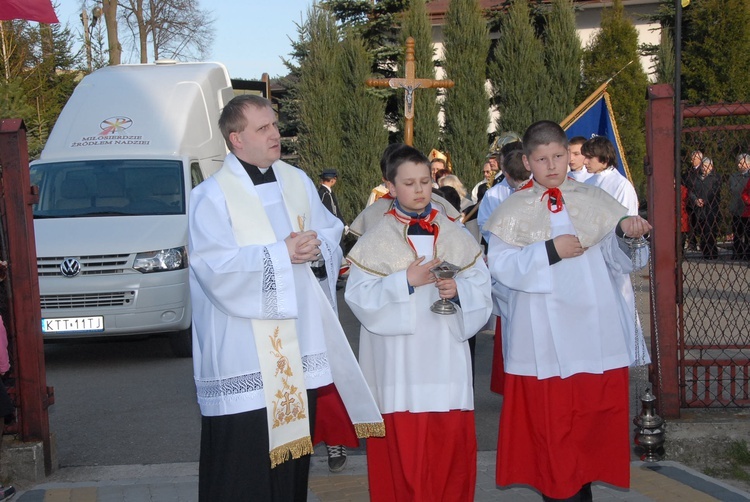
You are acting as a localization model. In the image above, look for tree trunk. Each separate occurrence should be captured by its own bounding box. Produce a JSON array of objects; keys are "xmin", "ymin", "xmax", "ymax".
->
[
  {"xmin": 135, "ymin": 0, "xmax": 147, "ymax": 63},
  {"xmin": 0, "ymin": 22, "xmax": 10, "ymax": 81},
  {"xmin": 149, "ymin": 0, "xmax": 158, "ymax": 61},
  {"xmin": 102, "ymin": 0, "xmax": 121, "ymax": 65}
]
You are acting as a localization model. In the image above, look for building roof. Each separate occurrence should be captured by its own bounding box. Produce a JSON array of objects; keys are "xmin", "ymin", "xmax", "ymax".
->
[{"xmin": 425, "ymin": 0, "xmax": 660, "ymax": 24}]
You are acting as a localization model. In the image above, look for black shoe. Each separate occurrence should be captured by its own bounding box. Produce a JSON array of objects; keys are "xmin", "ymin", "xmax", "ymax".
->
[
  {"xmin": 326, "ymin": 444, "xmax": 347, "ymax": 473},
  {"xmin": 0, "ymin": 485, "xmax": 16, "ymax": 501}
]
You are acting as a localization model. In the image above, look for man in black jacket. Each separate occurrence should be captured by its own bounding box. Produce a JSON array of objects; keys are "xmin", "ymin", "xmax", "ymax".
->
[
  {"xmin": 316, "ymin": 169, "xmax": 351, "ymax": 472},
  {"xmin": 689, "ymin": 156, "xmax": 721, "ymax": 259},
  {"xmin": 684, "ymin": 150, "xmax": 704, "ymax": 251},
  {"xmin": 318, "ymin": 169, "xmax": 345, "ymax": 227}
]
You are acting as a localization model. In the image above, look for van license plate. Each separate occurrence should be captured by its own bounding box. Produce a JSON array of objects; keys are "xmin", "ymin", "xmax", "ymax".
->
[{"xmin": 42, "ymin": 316, "xmax": 104, "ymax": 333}]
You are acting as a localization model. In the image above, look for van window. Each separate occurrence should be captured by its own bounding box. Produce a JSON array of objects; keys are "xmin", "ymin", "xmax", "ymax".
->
[{"xmin": 31, "ymin": 160, "xmax": 185, "ymax": 218}]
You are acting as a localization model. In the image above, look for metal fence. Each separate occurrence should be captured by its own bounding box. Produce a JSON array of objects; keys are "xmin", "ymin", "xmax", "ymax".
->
[{"xmin": 678, "ymin": 103, "xmax": 750, "ymax": 408}]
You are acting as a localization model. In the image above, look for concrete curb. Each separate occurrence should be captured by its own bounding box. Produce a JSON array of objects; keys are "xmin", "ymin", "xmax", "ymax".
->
[{"xmin": 15, "ymin": 452, "xmax": 749, "ymax": 502}]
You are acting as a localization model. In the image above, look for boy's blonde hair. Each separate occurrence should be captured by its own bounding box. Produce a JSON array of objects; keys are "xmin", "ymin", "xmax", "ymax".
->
[{"xmin": 439, "ymin": 174, "xmax": 467, "ymax": 199}]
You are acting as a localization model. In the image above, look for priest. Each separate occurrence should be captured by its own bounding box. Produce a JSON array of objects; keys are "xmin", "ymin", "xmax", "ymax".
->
[{"xmin": 188, "ymin": 95, "xmax": 383, "ymax": 502}]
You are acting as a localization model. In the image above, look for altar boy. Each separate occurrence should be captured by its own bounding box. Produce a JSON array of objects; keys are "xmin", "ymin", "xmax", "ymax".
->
[
  {"xmin": 485, "ymin": 121, "xmax": 651, "ymax": 502},
  {"xmin": 345, "ymin": 145, "xmax": 492, "ymax": 502}
]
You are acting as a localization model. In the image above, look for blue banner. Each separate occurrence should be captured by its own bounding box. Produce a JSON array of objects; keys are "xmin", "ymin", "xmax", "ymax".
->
[{"xmin": 561, "ymin": 90, "xmax": 631, "ymax": 182}]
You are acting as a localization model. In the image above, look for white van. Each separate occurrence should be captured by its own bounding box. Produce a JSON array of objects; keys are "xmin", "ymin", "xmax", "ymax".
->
[{"xmin": 30, "ymin": 61, "xmax": 233, "ymax": 356}]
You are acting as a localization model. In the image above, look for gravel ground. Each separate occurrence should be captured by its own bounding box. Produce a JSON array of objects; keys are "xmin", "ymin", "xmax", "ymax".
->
[{"xmin": 662, "ymin": 409, "xmax": 750, "ymax": 492}]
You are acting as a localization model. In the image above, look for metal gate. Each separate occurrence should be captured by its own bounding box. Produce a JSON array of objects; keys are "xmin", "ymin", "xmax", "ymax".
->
[
  {"xmin": 646, "ymin": 85, "xmax": 750, "ymax": 416},
  {"xmin": 679, "ymin": 102, "xmax": 750, "ymax": 408}
]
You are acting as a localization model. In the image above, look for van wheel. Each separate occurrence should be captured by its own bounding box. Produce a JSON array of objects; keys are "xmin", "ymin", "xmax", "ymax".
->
[{"xmin": 170, "ymin": 326, "xmax": 192, "ymax": 357}]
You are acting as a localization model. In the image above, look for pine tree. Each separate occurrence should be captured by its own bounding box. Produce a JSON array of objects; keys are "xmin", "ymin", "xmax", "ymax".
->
[
  {"xmin": 442, "ymin": 0, "xmax": 490, "ymax": 187},
  {"xmin": 294, "ymin": 6, "xmax": 346, "ymax": 179},
  {"xmin": 639, "ymin": 0, "xmax": 675, "ymax": 84},
  {"xmin": 653, "ymin": 26, "xmax": 674, "ymax": 85},
  {"xmin": 490, "ymin": 0, "xmax": 550, "ymax": 135},
  {"xmin": 322, "ymin": 0, "xmax": 408, "ymax": 77},
  {"xmin": 399, "ymin": 0, "xmax": 440, "ymax": 153},
  {"xmin": 278, "ymin": 23, "xmax": 305, "ymax": 158},
  {"xmin": 543, "ymin": 0, "xmax": 581, "ymax": 121},
  {"xmin": 682, "ymin": 0, "xmax": 750, "ymax": 104},
  {"xmin": 338, "ymin": 30, "xmax": 389, "ymax": 221},
  {"xmin": 0, "ymin": 20, "xmax": 78, "ymax": 158},
  {"xmin": 579, "ymin": 0, "xmax": 649, "ymax": 197},
  {"xmin": 284, "ymin": 7, "xmax": 388, "ymax": 221}
]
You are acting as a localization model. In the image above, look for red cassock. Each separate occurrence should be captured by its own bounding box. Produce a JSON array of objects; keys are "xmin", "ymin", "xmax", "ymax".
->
[
  {"xmin": 312, "ymin": 384, "xmax": 359, "ymax": 448},
  {"xmin": 490, "ymin": 317, "xmax": 505, "ymax": 395},
  {"xmin": 367, "ymin": 411, "xmax": 476, "ymax": 502},
  {"xmin": 496, "ymin": 367, "xmax": 630, "ymax": 499}
]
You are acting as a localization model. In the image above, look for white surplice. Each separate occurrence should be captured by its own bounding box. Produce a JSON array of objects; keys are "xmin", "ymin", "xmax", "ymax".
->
[
  {"xmin": 477, "ymin": 178, "xmax": 514, "ymax": 243},
  {"xmin": 189, "ymin": 154, "xmax": 343, "ymax": 417},
  {"xmin": 345, "ymin": 212, "xmax": 492, "ymax": 414},
  {"xmin": 487, "ymin": 206, "xmax": 649, "ymax": 379},
  {"xmin": 584, "ymin": 166, "xmax": 650, "ymax": 366},
  {"xmin": 568, "ymin": 168, "xmax": 593, "ymax": 183},
  {"xmin": 585, "ymin": 167, "xmax": 639, "ymax": 216}
]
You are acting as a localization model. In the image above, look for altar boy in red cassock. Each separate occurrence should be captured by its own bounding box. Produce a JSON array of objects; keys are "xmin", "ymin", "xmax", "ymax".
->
[
  {"xmin": 345, "ymin": 145, "xmax": 492, "ymax": 502},
  {"xmin": 485, "ymin": 121, "xmax": 651, "ymax": 502}
]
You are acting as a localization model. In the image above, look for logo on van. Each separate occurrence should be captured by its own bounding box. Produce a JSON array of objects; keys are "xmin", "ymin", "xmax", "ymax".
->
[
  {"xmin": 60, "ymin": 258, "xmax": 82, "ymax": 278},
  {"xmin": 99, "ymin": 116, "xmax": 133, "ymax": 136}
]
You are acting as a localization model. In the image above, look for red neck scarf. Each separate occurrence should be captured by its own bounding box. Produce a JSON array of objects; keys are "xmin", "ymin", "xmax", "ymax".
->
[
  {"xmin": 541, "ymin": 187, "xmax": 564, "ymax": 213},
  {"xmin": 387, "ymin": 207, "xmax": 440, "ymax": 236}
]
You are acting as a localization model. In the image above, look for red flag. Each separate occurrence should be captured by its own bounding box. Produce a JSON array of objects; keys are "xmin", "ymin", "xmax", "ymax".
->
[{"xmin": 0, "ymin": 0, "xmax": 59, "ymax": 24}]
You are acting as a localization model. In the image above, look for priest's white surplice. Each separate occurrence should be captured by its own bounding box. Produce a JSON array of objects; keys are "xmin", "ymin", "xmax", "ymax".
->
[{"xmin": 189, "ymin": 154, "xmax": 342, "ymax": 417}]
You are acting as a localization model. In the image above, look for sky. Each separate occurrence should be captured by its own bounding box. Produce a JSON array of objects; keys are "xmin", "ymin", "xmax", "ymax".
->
[{"xmin": 54, "ymin": 0, "xmax": 313, "ymax": 80}]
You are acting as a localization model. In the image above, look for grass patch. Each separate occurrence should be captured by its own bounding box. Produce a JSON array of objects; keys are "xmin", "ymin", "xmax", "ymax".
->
[
  {"xmin": 727, "ymin": 440, "xmax": 750, "ymax": 466},
  {"xmin": 702, "ymin": 440, "xmax": 750, "ymax": 484}
]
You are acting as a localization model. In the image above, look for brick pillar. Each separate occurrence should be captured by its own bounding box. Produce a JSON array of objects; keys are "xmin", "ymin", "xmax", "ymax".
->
[
  {"xmin": 645, "ymin": 84, "xmax": 680, "ymax": 419},
  {"xmin": 0, "ymin": 119, "xmax": 54, "ymax": 473}
]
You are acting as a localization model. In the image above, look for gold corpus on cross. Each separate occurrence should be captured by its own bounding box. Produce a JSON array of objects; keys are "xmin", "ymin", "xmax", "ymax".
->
[{"xmin": 366, "ymin": 36, "xmax": 454, "ymax": 146}]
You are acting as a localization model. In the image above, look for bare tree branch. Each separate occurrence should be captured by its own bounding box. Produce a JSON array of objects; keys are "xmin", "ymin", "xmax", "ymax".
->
[{"xmin": 118, "ymin": 0, "xmax": 214, "ymax": 63}]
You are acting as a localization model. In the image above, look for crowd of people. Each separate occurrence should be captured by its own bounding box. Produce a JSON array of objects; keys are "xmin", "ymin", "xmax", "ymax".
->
[
  {"xmin": 683, "ymin": 150, "xmax": 750, "ymax": 261},
  {"xmin": 189, "ymin": 93, "xmax": 750, "ymax": 502}
]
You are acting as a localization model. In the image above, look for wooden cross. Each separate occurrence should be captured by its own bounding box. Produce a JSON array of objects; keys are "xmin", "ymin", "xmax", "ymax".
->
[{"xmin": 366, "ymin": 37, "xmax": 454, "ymax": 146}]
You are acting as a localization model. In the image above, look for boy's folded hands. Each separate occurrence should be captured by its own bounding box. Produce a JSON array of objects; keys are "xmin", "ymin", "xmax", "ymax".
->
[
  {"xmin": 553, "ymin": 234, "xmax": 584, "ymax": 259},
  {"xmin": 407, "ymin": 256, "xmax": 441, "ymax": 288}
]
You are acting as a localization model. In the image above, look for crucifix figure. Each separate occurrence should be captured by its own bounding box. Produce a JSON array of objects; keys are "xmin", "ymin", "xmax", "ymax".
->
[{"xmin": 366, "ymin": 37, "xmax": 454, "ymax": 146}]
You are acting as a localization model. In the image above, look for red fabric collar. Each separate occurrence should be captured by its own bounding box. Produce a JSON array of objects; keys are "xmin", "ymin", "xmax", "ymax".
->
[
  {"xmin": 387, "ymin": 207, "xmax": 440, "ymax": 234},
  {"xmin": 541, "ymin": 187, "xmax": 564, "ymax": 213},
  {"xmin": 518, "ymin": 178, "xmax": 534, "ymax": 191},
  {"xmin": 522, "ymin": 180, "xmax": 565, "ymax": 213}
]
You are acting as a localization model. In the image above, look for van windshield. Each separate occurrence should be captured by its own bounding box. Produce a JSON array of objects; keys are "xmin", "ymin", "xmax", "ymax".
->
[{"xmin": 31, "ymin": 160, "xmax": 185, "ymax": 218}]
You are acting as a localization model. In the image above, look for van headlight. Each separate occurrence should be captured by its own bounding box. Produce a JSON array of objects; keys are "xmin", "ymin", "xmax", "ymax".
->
[{"xmin": 133, "ymin": 247, "xmax": 187, "ymax": 273}]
